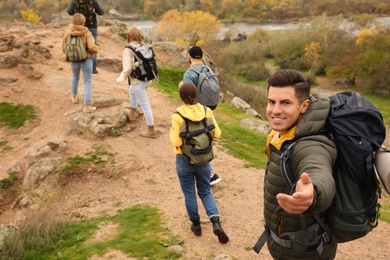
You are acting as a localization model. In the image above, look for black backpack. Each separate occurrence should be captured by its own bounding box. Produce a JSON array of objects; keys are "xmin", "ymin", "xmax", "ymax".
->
[
  {"xmin": 189, "ymin": 66, "xmax": 220, "ymax": 110},
  {"xmin": 73, "ymin": 0, "xmax": 95, "ymax": 27},
  {"xmin": 175, "ymin": 106, "xmax": 215, "ymax": 165},
  {"xmin": 253, "ymin": 91, "xmax": 386, "ymax": 254},
  {"xmin": 126, "ymin": 45, "xmax": 158, "ymax": 82}
]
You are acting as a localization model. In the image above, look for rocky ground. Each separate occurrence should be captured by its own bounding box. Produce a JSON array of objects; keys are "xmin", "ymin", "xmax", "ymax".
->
[{"xmin": 0, "ymin": 21, "xmax": 390, "ymax": 259}]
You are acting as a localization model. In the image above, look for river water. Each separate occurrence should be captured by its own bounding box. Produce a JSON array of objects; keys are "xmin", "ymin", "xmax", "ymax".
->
[{"xmin": 124, "ymin": 17, "xmax": 390, "ymax": 39}]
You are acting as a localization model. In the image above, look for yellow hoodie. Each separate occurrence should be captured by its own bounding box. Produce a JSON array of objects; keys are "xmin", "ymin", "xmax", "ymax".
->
[{"xmin": 170, "ymin": 103, "xmax": 221, "ymax": 154}]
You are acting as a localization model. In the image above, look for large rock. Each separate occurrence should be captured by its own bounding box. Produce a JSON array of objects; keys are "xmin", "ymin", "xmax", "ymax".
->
[
  {"xmin": 23, "ymin": 137, "xmax": 68, "ymax": 186},
  {"xmin": 239, "ymin": 118, "xmax": 269, "ymax": 134}
]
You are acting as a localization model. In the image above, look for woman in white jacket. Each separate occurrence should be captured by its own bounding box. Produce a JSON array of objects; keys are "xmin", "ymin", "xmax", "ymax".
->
[{"xmin": 116, "ymin": 26, "xmax": 157, "ymax": 138}]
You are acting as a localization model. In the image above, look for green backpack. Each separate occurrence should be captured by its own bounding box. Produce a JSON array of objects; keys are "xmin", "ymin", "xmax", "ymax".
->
[
  {"xmin": 176, "ymin": 106, "xmax": 216, "ymax": 165},
  {"xmin": 65, "ymin": 36, "xmax": 87, "ymax": 62}
]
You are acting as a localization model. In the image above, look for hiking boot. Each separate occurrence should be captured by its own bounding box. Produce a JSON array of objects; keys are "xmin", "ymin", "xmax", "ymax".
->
[
  {"xmin": 129, "ymin": 107, "xmax": 137, "ymax": 121},
  {"xmin": 140, "ymin": 125, "xmax": 157, "ymax": 138},
  {"xmin": 71, "ymin": 94, "xmax": 78, "ymax": 104},
  {"xmin": 210, "ymin": 216, "xmax": 229, "ymax": 244},
  {"xmin": 83, "ymin": 103, "xmax": 97, "ymax": 113},
  {"xmin": 93, "ymin": 70, "xmax": 98, "ymax": 74},
  {"xmin": 210, "ymin": 172, "xmax": 222, "ymax": 186},
  {"xmin": 191, "ymin": 220, "xmax": 202, "ymax": 236}
]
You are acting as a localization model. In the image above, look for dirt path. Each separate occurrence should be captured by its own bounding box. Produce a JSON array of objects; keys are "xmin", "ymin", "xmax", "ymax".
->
[{"xmin": 0, "ymin": 23, "xmax": 389, "ymax": 259}]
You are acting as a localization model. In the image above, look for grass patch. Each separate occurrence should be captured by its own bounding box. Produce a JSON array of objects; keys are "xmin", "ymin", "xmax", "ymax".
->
[
  {"xmin": 381, "ymin": 205, "xmax": 390, "ymax": 224},
  {"xmin": 0, "ymin": 172, "xmax": 18, "ymax": 189},
  {"xmin": 0, "ymin": 140, "xmax": 13, "ymax": 152},
  {"xmin": 359, "ymin": 93, "xmax": 390, "ymax": 128},
  {"xmin": 214, "ymin": 103, "xmax": 267, "ymax": 168},
  {"xmin": 61, "ymin": 146, "xmax": 116, "ymax": 175},
  {"xmin": 0, "ymin": 205, "xmax": 182, "ymax": 260},
  {"xmin": 153, "ymin": 66, "xmax": 184, "ymax": 100},
  {"xmin": 0, "ymin": 102, "xmax": 37, "ymax": 129}
]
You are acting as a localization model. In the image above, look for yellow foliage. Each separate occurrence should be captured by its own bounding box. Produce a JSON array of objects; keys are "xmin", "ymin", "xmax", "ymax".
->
[
  {"xmin": 356, "ymin": 28, "xmax": 378, "ymax": 46},
  {"xmin": 304, "ymin": 41, "xmax": 322, "ymax": 62},
  {"xmin": 157, "ymin": 9, "xmax": 221, "ymax": 46},
  {"xmin": 20, "ymin": 9, "xmax": 42, "ymax": 24},
  {"xmin": 157, "ymin": 9, "xmax": 182, "ymax": 42}
]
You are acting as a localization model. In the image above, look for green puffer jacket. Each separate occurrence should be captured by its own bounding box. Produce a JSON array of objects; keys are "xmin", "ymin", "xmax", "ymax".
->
[{"xmin": 264, "ymin": 92, "xmax": 338, "ymax": 260}]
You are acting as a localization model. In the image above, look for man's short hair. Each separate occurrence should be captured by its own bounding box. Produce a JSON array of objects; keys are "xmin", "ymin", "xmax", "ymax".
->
[
  {"xmin": 267, "ymin": 69, "xmax": 310, "ymax": 102},
  {"xmin": 188, "ymin": 46, "xmax": 203, "ymax": 59}
]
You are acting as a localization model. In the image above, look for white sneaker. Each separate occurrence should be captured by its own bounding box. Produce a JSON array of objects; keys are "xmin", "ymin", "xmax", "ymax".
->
[
  {"xmin": 83, "ymin": 104, "xmax": 97, "ymax": 113},
  {"xmin": 71, "ymin": 94, "xmax": 78, "ymax": 104}
]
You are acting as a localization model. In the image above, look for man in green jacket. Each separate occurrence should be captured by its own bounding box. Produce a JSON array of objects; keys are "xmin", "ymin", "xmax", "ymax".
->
[{"xmin": 259, "ymin": 69, "xmax": 337, "ymax": 259}]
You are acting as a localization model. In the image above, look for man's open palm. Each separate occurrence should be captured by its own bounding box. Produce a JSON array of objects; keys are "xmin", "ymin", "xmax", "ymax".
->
[{"xmin": 276, "ymin": 172, "xmax": 314, "ymax": 214}]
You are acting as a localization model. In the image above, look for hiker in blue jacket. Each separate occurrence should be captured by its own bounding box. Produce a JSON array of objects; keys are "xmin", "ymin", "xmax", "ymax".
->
[
  {"xmin": 255, "ymin": 69, "xmax": 337, "ymax": 259},
  {"xmin": 179, "ymin": 46, "xmax": 222, "ymax": 186},
  {"xmin": 67, "ymin": 0, "xmax": 104, "ymax": 74}
]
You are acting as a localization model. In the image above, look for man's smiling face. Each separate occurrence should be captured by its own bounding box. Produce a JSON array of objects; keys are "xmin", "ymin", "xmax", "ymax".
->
[{"xmin": 266, "ymin": 86, "xmax": 309, "ymax": 136}]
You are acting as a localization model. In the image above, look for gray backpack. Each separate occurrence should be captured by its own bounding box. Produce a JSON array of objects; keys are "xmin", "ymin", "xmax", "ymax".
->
[{"xmin": 189, "ymin": 66, "xmax": 220, "ymax": 110}]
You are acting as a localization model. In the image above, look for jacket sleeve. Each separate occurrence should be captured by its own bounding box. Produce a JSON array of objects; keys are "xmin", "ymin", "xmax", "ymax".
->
[
  {"xmin": 207, "ymin": 108, "xmax": 221, "ymax": 139},
  {"xmin": 292, "ymin": 136, "xmax": 337, "ymax": 214},
  {"xmin": 116, "ymin": 47, "xmax": 133, "ymax": 84},
  {"xmin": 94, "ymin": 0, "xmax": 104, "ymax": 15},
  {"xmin": 62, "ymin": 34, "xmax": 67, "ymax": 53},
  {"xmin": 170, "ymin": 113, "xmax": 184, "ymax": 154},
  {"xmin": 67, "ymin": 0, "xmax": 75, "ymax": 15},
  {"xmin": 85, "ymin": 31, "xmax": 99, "ymax": 54}
]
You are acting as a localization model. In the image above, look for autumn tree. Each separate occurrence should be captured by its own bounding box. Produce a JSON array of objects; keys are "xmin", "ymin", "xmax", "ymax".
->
[
  {"xmin": 156, "ymin": 9, "xmax": 221, "ymax": 46},
  {"xmin": 20, "ymin": 8, "xmax": 42, "ymax": 24},
  {"xmin": 304, "ymin": 41, "xmax": 322, "ymax": 73}
]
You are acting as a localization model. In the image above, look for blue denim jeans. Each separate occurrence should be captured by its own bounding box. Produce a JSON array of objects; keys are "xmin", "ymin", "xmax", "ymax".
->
[
  {"xmin": 129, "ymin": 80, "xmax": 154, "ymax": 126},
  {"xmin": 70, "ymin": 59, "xmax": 93, "ymax": 103},
  {"xmin": 88, "ymin": 27, "xmax": 98, "ymax": 73},
  {"xmin": 176, "ymin": 154, "xmax": 219, "ymax": 221}
]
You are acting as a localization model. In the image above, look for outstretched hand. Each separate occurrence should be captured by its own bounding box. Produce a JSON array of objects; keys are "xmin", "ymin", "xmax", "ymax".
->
[{"xmin": 276, "ymin": 172, "xmax": 314, "ymax": 214}]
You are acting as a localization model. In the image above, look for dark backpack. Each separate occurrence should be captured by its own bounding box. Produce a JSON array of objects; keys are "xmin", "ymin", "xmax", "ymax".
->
[
  {"xmin": 73, "ymin": 0, "xmax": 95, "ymax": 27},
  {"xmin": 65, "ymin": 36, "xmax": 87, "ymax": 62},
  {"xmin": 253, "ymin": 91, "xmax": 386, "ymax": 254},
  {"xmin": 176, "ymin": 106, "xmax": 215, "ymax": 165},
  {"xmin": 125, "ymin": 45, "xmax": 158, "ymax": 82},
  {"xmin": 189, "ymin": 66, "xmax": 220, "ymax": 110}
]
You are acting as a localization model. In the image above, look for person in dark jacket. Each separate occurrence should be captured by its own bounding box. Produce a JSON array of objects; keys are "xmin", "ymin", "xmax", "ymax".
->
[
  {"xmin": 257, "ymin": 69, "xmax": 337, "ymax": 259},
  {"xmin": 67, "ymin": 0, "xmax": 104, "ymax": 74}
]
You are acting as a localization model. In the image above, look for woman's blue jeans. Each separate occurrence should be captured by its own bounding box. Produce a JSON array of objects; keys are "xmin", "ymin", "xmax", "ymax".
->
[
  {"xmin": 70, "ymin": 59, "xmax": 92, "ymax": 103},
  {"xmin": 129, "ymin": 80, "xmax": 154, "ymax": 126},
  {"xmin": 175, "ymin": 154, "xmax": 219, "ymax": 221}
]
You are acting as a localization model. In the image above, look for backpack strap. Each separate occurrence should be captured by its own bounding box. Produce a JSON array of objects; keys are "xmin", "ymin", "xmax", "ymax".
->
[
  {"xmin": 125, "ymin": 45, "xmax": 145, "ymax": 83},
  {"xmin": 253, "ymin": 215, "xmax": 330, "ymax": 255},
  {"xmin": 280, "ymin": 141, "xmax": 298, "ymax": 189},
  {"xmin": 125, "ymin": 45, "xmax": 144, "ymax": 66},
  {"xmin": 188, "ymin": 65, "xmax": 209, "ymax": 75}
]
